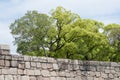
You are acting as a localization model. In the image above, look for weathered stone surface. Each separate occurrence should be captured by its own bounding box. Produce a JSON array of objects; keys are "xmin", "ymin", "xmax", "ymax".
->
[
  {"xmin": 2, "ymin": 68, "xmax": 9, "ymax": 74},
  {"xmin": 18, "ymin": 62, "xmax": 25, "ymax": 69},
  {"xmin": 18, "ymin": 69, "xmax": 24, "ymax": 75},
  {"xmin": 26, "ymin": 69, "xmax": 35, "ymax": 75},
  {"xmin": 10, "ymin": 68, "xmax": 17, "ymax": 74},
  {"xmin": 5, "ymin": 75, "xmax": 13, "ymax": 80},
  {"xmin": 0, "ymin": 60, "xmax": 4, "ymax": 66},
  {"xmin": 21, "ymin": 76, "xmax": 29, "ymax": 80},
  {"xmin": 31, "ymin": 62, "xmax": 36, "ymax": 67},
  {"xmin": 41, "ymin": 63, "xmax": 48, "ymax": 69},
  {"xmin": 50, "ymin": 71, "xmax": 57, "ymax": 76},
  {"xmin": 41, "ymin": 70, "xmax": 50, "ymax": 77},
  {"xmin": 0, "ymin": 54, "xmax": 120, "ymax": 80},
  {"xmin": 53, "ymin": 63, "xmax": 59, "ymax": 70},
  {"xmin": 11, "ymin": 61, "xmax": 17, "ymax": 67},
  {"xmin": 25, "ymin": 62, "xmax": 30, "ymax": 68},
  {"xmin": 34, "ymin": 70, "xmax": 41, "ymax": 75},
  {"xmin": 5, "ymin": 60, "xmax": 10, "ymax": 67},
  {"xmin": 0, "ymin": 75, "xmax": 4, "ymax": 80}
]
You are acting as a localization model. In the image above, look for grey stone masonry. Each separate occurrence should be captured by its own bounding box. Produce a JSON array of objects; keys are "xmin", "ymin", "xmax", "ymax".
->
[
  {"xmin": 0, "ymin": 53, "xmax": 120, "ymax": 80},
  {"xmin": 0, "ymin": 44, "xmax": 10, "ymax": 55}
]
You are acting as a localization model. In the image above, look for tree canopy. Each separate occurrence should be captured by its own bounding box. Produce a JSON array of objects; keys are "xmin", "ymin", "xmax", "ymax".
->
[{"xmin": 10, "ymin": 7, "xmax": 120, "ymax": 62}]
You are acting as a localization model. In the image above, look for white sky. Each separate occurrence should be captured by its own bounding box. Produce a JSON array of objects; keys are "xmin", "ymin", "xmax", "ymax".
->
[{"xmin": 0, "ymin": 0, "xmax": 120, "ymax": 54}]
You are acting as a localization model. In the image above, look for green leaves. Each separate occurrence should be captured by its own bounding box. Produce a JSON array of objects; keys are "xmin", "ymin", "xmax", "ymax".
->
[{"xmin": 10, "ymin": 6, "xmax": 120, "ymax": 61}]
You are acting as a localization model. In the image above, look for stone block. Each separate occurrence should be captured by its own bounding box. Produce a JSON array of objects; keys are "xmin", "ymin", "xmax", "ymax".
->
[
  {"xmin": 36, "ymin": 62, "xmax": 41, "ymax": 68},
  {"xmin": 41, "ymin": 70, "xmax": 50, "ymax": 77},
  {"xmin": 5, "ymin": 75, "xmax": 13, "ymax": 80},
  {"xmin": 111, "ymin": 62, "xmax": 120, "ymax": 67},
  {"xmin": 21, "ymin": 76, "xmax": 29, "ymax": 80},
  {"xmin": 47, "ymin": 63, "xmax": 53, "ymax": 69},
  {"xmin": 18, "ymin": 69, "xmax": 24, "ymax": 75},
  {"xmin": 5, "ymin": 55, "xmax": 11, "ymax": 60},
  {"xmin": 31, "ymin": 62, "xmax": 36, "ymax": 67},
  {"xmin": 0, "ymin": 55, "xmax": 5, "ymax": 60},
  {"xmin": 34, "ymin": 70, "xmax": 41, "ymax": 75},
  {"xmin": 29, "ymin": 76, "xmax": 37, "ymax": 80},
  {"xmin": 26, "ymin": 69, "xmax": 35, "ymax": 75},
  {"xmin": 10, "ymin": 68, "xmax": 17, "ymax": 75},
  {"xmin": 109, "ymin": 74, "xmax": 114, "ymax": 78},
  {"xmin": 41, "ymin": 63, "xmax": 48, "ymax": 69},
  {"xmin": 0, "ymin": 44, "xmax": 10, "ymax": 54},
  {"xmin": 105, "ymin": 70, "xmax": 110, "ymax": 73},
  {"xmin": 50, "ymin": 77, "xmax": 56, "ymax": 80},
  {"xmin": 11, "ymin": 61, "xmax": 18, "ymax": 67},
  {"xmin": 5, "ymin": 60, "xmax": 10, "ymax": 67},
  {"xmin": 50, "ymin": 71, "xmax": 57, "ymax": 76},
  {"xmin": 0, "ymin": 60, "xmax": 4, "ymax": 66},
  {"xmin": 53, "ymin": 63, "xmax": 59, "ymax": 70},
  {"xmin": 101, "ymin": 73, "xmax": 108, "ymax": 78},
  {"xmin": 25, "ymin": 62, "xmax": 30, "ymax": 68},
  {"xmin": 24, "ymin": 56, "xmax": 31, "ymax": 61},
  {"xmin": 2, "ymin": 68, "xmax": 9, "ymax": 74},
  {"xmin": 36, "ymin": 76, "xmax": 43, "ymax": 80},
  {"xmin": 0, "ymin": 75, "xmax": 4, "ymax": 80}
]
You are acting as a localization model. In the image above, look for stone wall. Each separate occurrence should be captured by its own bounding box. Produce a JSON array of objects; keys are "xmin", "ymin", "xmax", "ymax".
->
[{"xmin": 0, "ymin": 54, "xmax": 120, "ymax": 80}]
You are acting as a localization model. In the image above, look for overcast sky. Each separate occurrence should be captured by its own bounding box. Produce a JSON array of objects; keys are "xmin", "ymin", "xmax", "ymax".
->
[{"xmin": 0, "ymin": 0, "xmax": 120, "ymax": 54}]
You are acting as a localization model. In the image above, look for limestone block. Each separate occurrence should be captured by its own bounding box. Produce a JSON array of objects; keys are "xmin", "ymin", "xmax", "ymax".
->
[
  {"xmin": 17, "ymin": 76, "xmax": 22, "ymax": 80},
  {"xmin": 11, "ymin": 61, "xmax": 18, "ymax": 67},
  {"xmin": 36, "ymin": 76, "xmax": 43, "ymax": 80},
  {"xmin": 36, "ymin": 62, "xmax": 41, "ymax": 68},
  {"xmin": 31, "ymin": 56, "xmax": 38, "ymax": 62},
  {"xmin": 109, "ymin": 74, "xmax": 114, "ymax": 78},
  {"xmin": 111, "ymin": 62, "xmax": 120, "ymax": 67},
  {"xmin": 31, "ymin": 62, "xmax": 36, "ymax": 67},
  {"xmin": 50, "ymin": 77, "xmax": 56, "ymax": 80},
  {"xmin": 18, "ymin": 69, "xmax": 24, "ymax": 75},
  {"xmin": 5, "ymin": 55, "xmax": 11, "ymax": 60},
  {"xmin": 95, "ymin": 72, "xmax": 101, "ymax": 77},
  {"xmin": 25, "ymin": 62, "xmax": 30, "ymax": 68},
  {"xmin": 5, "ymin": 60, "xmax": 10, "ymax": 67},
  {"xmin": 24, "ymin": 56, "xmax": 31, "ymax": 61},
  {"xmin": 114, "ymin": 78, "xmax": 120, "ymax": 80},
  {"xmin": 41, "ymin": 63, "xmax": 48, "ymax": 69},
  {"xmin": 26, "ymin": 69, "xmax": 35, "ymax": 75},
  {"xmin": 65, "ymin": 72, "xmax": 71, "ymax": 77},
  {"xmin": 5, "ymin": 75, "xmax": 13, "ymax": 80},
  {"xmin": 41, "ymin": 70, "xmax": 50, "ymax": 77},
  {"xmin": 2, "ymin": 68, "xmax": 10, "ymax": 74},
  {"xmin": 47, "ymin": 63, "xmax": 53, "ymax": 69},
  {"xmin": 75, "ymin": 76, "xmax": 82, "ymax": 80},
  {"xmin": 12, "ymin": 55, "xmax": 19, "ymax": 60},
  {"xmin": 0, "ymin": 55, "xmax": 5, "ymax": 60},
  {"xmin": 10, "ymin": 68, "xmax": 17, "ymax": 75},
  {"xmin": 101, "ymin": 73, "xmax": 108, "ymax": 78},
  {"xmin": 13, "ymin": 76, "xmax": 18, "ymax": 80},
  {"xmin": 34, "ymin": 69, "xmax": 41, "ymax": 75},
  {"xmin": 43, "ymin": 78, "xmax": 50, "ymax": 80},
  {"xmin": 53, "ymin": 63, "xmax": 59, "ymax": 70},
  {"xmin": 29, "ymin": 76, "xmax": 37, "ymax": 80},
  {"xmin": 59, "ymin": 71, "xmax": 66, "ymax": 77},
  {"xmin": 0, "ymin": 75, "xmax": 4, "ymax": 80},
  {"xmin": 21, "ymin": 76, "xmax": 29, "ymax": 80},
  {"xmin": 18, "ymin": 62, "xmax": 25, "ymax": 69},
  {"xmin": 50, "ymin": 71, "xmax": 57, "ymax": 76},
  {"xmin": 0, "ymin": 44, "xmax": 10, "ymax": 54},
  {"xmin": 0, "ymin": 60, "xmax": 4, "ymax": 66}
]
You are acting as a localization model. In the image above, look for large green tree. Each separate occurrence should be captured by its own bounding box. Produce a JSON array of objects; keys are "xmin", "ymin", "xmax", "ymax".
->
[
  {"xmin": 10, "ymin": 7, "xmax": 116, "ymax": 61},
  {"xmin": 10, "ymin": 11, "xmax": 52, "ymax": 56}
]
